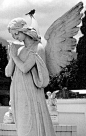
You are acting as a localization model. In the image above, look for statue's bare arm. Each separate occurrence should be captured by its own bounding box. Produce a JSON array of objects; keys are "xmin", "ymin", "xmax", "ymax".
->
[{"xmin": 5, "ymin": 57, "xmax": 15, "ymax": 77}]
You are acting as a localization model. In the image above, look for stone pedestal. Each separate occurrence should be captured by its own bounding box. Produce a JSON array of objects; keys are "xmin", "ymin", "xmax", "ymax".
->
[
  {"xmin": 50, "ymin": 106, "xmax": 59, "ymax": 125},
  {"xmin": 47, "ymin": 102, "xmax": 59, "ymax": 124}
]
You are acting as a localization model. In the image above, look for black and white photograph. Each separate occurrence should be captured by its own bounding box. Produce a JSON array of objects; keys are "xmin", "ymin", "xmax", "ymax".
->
[{"xmin": 0, "ymin": 0, "xmax": 86, "ymax": 136}]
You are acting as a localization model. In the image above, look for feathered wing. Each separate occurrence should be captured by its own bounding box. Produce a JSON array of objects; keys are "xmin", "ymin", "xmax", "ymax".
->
[{"xmin": 44, "ymin": 2, "xmax": 83, "ymax": 77}]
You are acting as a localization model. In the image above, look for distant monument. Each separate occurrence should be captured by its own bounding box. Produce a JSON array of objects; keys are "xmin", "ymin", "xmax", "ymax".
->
[{"xmin": 47, "ymin": 91, "xmax": 59, "ymax": 124}]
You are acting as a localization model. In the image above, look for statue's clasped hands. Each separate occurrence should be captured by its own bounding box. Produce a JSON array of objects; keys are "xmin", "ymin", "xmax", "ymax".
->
[{"xmin": 8, "ymin": 43, "xmax": 18, "ymax": 58}]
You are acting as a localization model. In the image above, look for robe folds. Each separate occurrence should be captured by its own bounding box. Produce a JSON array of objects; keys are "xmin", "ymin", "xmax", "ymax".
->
[{"xmin": 10, "ymin": 47, "xmax": 56, "ymax": 136}]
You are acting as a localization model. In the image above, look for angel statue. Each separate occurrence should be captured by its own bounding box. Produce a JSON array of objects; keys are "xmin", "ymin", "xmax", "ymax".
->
[
  {"xmin": 47, "ymin": 91, "xmax": 59, "ymax": 124},
  {"xmin": 5, "ymin": 2, "xmax": 83, "ymax": 136}
]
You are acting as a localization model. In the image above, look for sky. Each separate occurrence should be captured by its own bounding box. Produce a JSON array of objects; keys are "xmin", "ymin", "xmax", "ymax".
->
[{"xmin": 0, "ymin": 0, "xmax": 86, "ymax": 42}]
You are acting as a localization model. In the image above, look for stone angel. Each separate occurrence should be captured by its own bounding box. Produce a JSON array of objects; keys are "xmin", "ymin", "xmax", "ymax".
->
[{"xmin": 5, "ymin": 2, "xmax": 83, "ymax": 136}]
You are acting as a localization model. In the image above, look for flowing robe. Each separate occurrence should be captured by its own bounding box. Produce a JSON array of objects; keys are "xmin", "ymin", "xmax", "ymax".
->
[{"xmin": 10, "ymin": 44, "xmax": 56, "ymax": 136}]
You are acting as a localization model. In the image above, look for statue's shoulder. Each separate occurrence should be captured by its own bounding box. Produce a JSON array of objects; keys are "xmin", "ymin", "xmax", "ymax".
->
[
  {"xmin": 37, "ymin": 43, "xmax": 45, "ymax": 52},
  {"xmin": 37, "ymin": 43, "xmax": 46, "ymax": 62}
]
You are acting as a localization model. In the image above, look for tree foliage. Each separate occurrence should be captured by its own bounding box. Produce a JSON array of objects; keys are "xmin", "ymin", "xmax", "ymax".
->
[
  {"xmin": 45, "ymin": 59, "xmax": 78, "ymax": 93},
  {"xmin": 0, "ymin": 43, "xmax": 8, "ymax": 77},
  {"xmin": 0, "ymin": 43, "xmax": 11, "ymax": 91},
  {"xmin": 76, "ymin": 10, "xmax": 86, "ymax": 89}
]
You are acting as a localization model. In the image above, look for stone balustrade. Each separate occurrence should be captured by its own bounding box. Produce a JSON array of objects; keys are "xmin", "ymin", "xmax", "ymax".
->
[{"xmin": 0, "ymin": 123, "xmax": 77, "ymax": 136}]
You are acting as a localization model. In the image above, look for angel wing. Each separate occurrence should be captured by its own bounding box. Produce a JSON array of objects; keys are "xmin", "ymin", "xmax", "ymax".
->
[{"xmin": 44, "ymin": 2, "xmax": 83, "ymax": 77}]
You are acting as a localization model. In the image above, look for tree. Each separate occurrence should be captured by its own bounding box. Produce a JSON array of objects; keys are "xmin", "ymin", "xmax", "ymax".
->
[
  {"xmin": 45, "ymin": 58, "xmax": 78, "ymax": 95},
  {"xmin": 0, "ymin": 43, "xmax": 11, "ymax": 106},
  {"xmin": 76, "ymin": 10, "xmax": 86, "ymax": 89},
  {"xmin": 0, "ymin": 43, "xmax": 8, "ymax": 77}
]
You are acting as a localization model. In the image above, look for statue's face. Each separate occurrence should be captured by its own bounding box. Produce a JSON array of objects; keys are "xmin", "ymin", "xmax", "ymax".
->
[
  {"xmin": 47, "ymin": 92, "xmax": 51, "ymax": 97},
  {"xmin": 10, "ymin": 30, "xmax": 25, "ymax": 42}
]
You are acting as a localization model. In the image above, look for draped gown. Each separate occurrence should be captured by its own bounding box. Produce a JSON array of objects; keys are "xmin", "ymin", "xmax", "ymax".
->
[{"xmin": 10, "ymin": 43, "xmax": 56, "ymax": 136}]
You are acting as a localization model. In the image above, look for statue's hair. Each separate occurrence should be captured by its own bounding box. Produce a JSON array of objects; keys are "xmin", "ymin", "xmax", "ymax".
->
[{"xmin": 8, "ymin": 17, "xmax": 41, "ymax": 42}]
